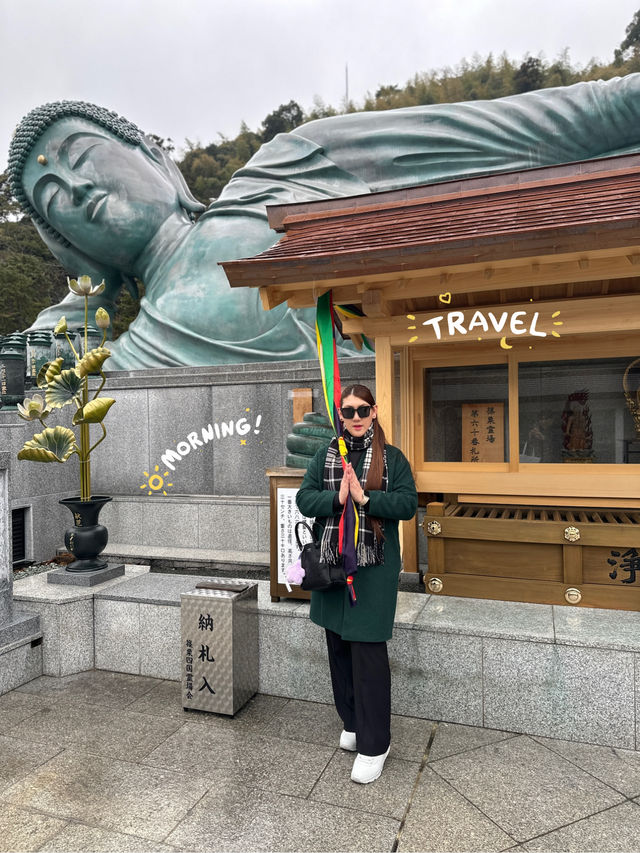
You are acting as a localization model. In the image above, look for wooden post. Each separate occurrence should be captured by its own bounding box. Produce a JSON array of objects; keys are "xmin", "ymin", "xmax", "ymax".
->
[
  {"xmin": 375, "ymin": 336, "xmax": 394, "ymax": 443},
  {"xmin": 508, "ymin": 351, "xmax": 519, "ymax": 472},
  {"xmin": 424, "ymin": 501, "xmax": 446, "ymax": 587},
  {"xmin": 399, "ymin": 348, "xmax": 418, "ymax": 572},
  {"xmin": 266, "ymin": 468, "xmax": 310, "ymax": 603},
  {"xmin": 562, "ymin": 544, "xmax": 583, "ymax": 586},
  {"xmin": 290, "ymin": 387, "xmax": 313, "ymax": 426}
]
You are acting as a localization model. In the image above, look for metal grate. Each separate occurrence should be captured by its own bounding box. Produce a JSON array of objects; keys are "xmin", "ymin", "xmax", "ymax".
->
[
  {"xmin": 447, "ymin": 504, "xmax": 640, "ymax": 525},
  {"xmin": 11, "ymin": 507, "xmax": 26, "ymax": 564}
]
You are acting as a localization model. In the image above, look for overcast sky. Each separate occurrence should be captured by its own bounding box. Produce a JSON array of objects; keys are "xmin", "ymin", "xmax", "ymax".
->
[{"xmin": 2, "ymin": 0, "xmax": 639, "ymax": 166}]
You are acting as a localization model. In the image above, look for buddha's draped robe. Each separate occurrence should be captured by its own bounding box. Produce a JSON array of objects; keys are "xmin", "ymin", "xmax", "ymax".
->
[{"xmin": 45, "ymin": 76, "xmax": 640, "ymax": 368}]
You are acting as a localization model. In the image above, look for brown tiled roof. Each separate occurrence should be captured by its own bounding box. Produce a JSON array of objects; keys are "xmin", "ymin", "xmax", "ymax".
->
[{"xmin": 222, "ymin": 155, "xmax": 640, "ymax": 287}]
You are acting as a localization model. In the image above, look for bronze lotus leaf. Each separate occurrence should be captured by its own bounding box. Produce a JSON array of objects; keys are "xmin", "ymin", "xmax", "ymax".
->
[{"xmin": 17, "ymin": 425, "xmax": 78, "ymax": 463}]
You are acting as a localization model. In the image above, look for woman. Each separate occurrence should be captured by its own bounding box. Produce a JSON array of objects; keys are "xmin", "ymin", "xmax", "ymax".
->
[{"xmin": 296, "ymin": 384, "xmax": 417, "ymax": 784}]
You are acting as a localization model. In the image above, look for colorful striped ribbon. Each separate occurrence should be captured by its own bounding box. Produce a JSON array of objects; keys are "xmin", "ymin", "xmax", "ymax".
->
[
  {"xmin": 333, "ymin": 304, "xmax": 375, "ymax": 353},
  {"xmin": 315, "ymin": 291, "xmax": 358, "ymax": 605}
]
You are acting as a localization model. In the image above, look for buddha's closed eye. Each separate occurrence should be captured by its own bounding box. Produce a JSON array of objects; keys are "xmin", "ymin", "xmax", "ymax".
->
[
  {"xmin": 34, "ymin": 177, "xmax": 64, "ymax": 218},
  {"xmin": 69, "ymin": 140, "xmax": 103, "ymax": 170}
]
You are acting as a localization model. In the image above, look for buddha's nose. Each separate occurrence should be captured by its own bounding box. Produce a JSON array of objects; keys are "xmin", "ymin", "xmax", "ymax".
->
[{"xmin": 70, "ymin": 179, "xmax": 94, "ymax": 206}]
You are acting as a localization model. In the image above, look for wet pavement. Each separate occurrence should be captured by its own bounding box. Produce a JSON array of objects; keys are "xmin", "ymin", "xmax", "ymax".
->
[{"xmin": 2, "ymin": 670, "xmax": 640, "ymax": 852}]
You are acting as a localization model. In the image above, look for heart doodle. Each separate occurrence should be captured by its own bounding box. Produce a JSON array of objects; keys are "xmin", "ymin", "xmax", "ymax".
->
[{"xmin": 438, "ymin": 292, "xmax": 452, "ymax": 304}]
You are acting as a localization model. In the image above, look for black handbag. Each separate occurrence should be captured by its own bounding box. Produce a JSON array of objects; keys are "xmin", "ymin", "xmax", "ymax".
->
[{"xmin": 294, "ymin": 521, "xmax": 346, "ymax": 591}]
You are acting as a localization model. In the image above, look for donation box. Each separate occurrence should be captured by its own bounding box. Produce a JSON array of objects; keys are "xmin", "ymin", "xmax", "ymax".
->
[{"xmin": 180, "ymin": 581, "xmax": 258, "ymax": 716}]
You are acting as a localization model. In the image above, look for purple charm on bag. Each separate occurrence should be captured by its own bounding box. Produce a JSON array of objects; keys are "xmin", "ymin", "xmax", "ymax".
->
[{"xmin": 286, "ymin": 557, "xmax": 305, "ymax": 585}]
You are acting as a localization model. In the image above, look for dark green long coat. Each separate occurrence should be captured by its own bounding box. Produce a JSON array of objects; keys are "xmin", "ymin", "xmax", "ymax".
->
[{"xmin": 296, "ymin": 443, "xmax": 418, "ymax": 642}]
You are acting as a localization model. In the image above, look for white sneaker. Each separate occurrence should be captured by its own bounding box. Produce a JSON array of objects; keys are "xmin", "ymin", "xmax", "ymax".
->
[
  {"xmin": 339, "ymin": 730, "xmax": 357, "ymax": 751},
  {"xmin": 351, "ymin": 746, "xmax": 390, "ymax": 784}
]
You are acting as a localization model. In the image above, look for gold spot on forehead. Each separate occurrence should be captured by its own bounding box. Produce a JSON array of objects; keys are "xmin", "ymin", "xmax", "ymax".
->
[{"xmin": 37, "ymin": 154, "xmax": 47, "ymax": 165}]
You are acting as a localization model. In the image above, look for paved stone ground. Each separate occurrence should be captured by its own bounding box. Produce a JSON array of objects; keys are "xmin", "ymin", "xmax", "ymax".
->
[{"xmin": 2, "ymin": 671, "xmax": 640, "ymax": 852}]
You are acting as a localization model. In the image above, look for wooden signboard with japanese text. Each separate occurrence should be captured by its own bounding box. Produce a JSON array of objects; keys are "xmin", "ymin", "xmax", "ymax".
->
[{"xmin": 461, "ymin": 403, "xmax": 504, "ymax": 463}]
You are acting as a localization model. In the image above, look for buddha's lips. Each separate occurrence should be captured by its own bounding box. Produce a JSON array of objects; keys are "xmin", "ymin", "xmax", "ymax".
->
[{"xmin": 87, "ymin": 192, "xmax": 107, "ymax": 222}]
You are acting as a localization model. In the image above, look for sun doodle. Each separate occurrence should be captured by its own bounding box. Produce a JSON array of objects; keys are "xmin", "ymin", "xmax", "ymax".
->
[
  {"xmin": 551, "ymin": 310, "xmax": 563, "ymax": 337},
  {"xmin": 140, "ymin": 465, "xmax": 173, "ymax": 496},
  {"xmin": 407, "ymin": 314, "xmax": 418, "ymax": 344}
]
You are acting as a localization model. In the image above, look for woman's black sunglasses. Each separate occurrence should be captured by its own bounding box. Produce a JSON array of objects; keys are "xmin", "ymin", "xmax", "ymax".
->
[{"xmin": 340, "ymin": 405, "xmax": 372, "ymax": 419}]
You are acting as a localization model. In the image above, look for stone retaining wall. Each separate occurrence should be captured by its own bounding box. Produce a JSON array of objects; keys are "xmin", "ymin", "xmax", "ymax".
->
[
  {"xmin": 3, "ymin": 358, "xmax": 375, "ymax": 562},
  {"xmin": 13, "ymin": 568, "xmax": 640, "ymax": 750}
]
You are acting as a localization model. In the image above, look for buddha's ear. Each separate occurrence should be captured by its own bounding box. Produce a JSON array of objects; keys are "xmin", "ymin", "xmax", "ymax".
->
[{"xmin": 140, "ymin": 136, "xmax": 205, "ymax": 218}]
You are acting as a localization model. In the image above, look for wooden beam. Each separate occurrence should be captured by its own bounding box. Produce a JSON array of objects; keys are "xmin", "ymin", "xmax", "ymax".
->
[
  {"xmin": 341, "ymin": 293, "xmax": 640, "ymax": 346},
  {"xmin": 420, "ymin": 573, "xmax": 640, "ymax": 611},
  {"xmin": 415, "ymin": 468, "xmax": 640, "ymax": 502},
  {"xmin": 407, "ymin": 330, "xmax": 639, "ymax": 367},
  {"xmin": 286, "ymin": 285, "xmax": 363, "ymax": 309},
  {"xmin": 248, "ymin": 245, "xmax": 640, "ymax": 305},
  {"xmin": 361, "ymin": 289, "xmax": 391, "ymax": 318},
  {"xmin": 260, "ymin": 286, "xmax": 287, "ymax": 310},
  {"xmin": 458, "ymin": 494, "xmax": 640, "ymax": 509}
]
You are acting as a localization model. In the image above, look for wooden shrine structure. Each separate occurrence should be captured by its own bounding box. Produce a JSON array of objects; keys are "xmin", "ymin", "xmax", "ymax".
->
[{"xmin": 223, "ymin": 153, "xmax": 640, "ymax": 610}]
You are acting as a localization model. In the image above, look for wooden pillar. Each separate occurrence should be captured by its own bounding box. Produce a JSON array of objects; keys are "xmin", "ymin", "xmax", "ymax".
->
[
  {"xmin": 399, "ymin": 348, "xmax": 418, "ymax": 572},
  {"xmin": 290, "ymin": 387, "xmax": 313, "ymax": 426},
  {"xmin": 508, "ymin": 351, "xmax": 519, "ymax": 471},
  {"xmin": 562, "ymin": 544, "xmax": 583, "ymax": 586},
  {"xmin": 375, "ymin": 337, "xmax": 418, "ymax": 571},
  {"xmin": 375, "ymin": 336, "xmax": 394, "ymax": 444},
  {"xmin": 425, "ymin": 502, "xmax": 446, "ymax": 580}
]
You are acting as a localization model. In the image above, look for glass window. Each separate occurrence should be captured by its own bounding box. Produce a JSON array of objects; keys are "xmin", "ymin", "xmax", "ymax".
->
[
  {"xmin": 518, "ymin": 358, "xmax": 640, "ymax": 464},
  {"xmin": 424, "ymin": 364, "xmax": 509, "ymax": 462}
]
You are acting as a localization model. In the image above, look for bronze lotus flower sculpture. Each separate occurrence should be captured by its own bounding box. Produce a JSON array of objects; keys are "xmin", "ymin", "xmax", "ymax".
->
[{"xmin": 17, "ymin": 276, "xmax": 115, "ymax": 501}]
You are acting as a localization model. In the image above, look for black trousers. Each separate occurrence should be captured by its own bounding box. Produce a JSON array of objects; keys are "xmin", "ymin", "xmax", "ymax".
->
[{"xmin": 325, "ymin": 628, "xmax": 391, "ymax": 756}]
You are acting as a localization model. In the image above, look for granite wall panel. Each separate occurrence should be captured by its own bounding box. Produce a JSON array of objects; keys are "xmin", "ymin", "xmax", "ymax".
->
[
  {"xmin": 94, "ymin": 599, "xmax": 140, "ymax": 674},
  {"xmin": 483, "ymin": 638, "xmax": 635, "ymax": 748}
]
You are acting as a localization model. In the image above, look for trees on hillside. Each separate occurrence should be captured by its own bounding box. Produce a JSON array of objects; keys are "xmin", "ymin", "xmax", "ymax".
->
[
  {"xmin": 261, "ymin": 101, "xmax": 305, "ymax": 142},
  {"xmin": 0, "ymin": 172, "xmax": 141, "ymax": 339},
  {"xmin": 179, "ymin": 123, "xmax": 262, "ymax": 205},
  {"xmin": 0, "ymin": 172, "xmax": 68, "ymax": 337},
  {"xmin": 621, "ymin": 9, "xmax": 640, "ymax": 52}
]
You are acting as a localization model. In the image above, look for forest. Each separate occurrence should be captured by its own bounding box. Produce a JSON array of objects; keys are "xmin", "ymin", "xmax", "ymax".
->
[{"xmin": 3, "ymin": 9, "xmax": 640, "ymax": 338}]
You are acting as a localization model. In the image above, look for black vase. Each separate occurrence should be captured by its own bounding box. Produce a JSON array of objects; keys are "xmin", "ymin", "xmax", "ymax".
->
[{"xmin": 59, "ymin": 495, "xmax": 112, "ymax": 572}]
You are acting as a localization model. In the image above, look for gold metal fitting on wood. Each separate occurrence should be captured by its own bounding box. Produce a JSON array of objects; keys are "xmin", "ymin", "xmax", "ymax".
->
[
  {"xmin": 564, "ymin": 526, "xmax": 580, "ymax": 542},
  {"xmin": 426, "ymin": 520, "xmax": 442, "ymax": 536},
  {"xmin": 565, "ymin": 587, "xmax": 582, "ymax": 604},
  {"xmin": 428, "ymin": 577, "xmax": 443, "ymax": 593}
]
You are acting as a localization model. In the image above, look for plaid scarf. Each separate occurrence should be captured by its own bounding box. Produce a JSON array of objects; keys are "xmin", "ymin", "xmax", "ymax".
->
[{"xmin": 320, "ymin": 424, "xmax": 387, "ymax": 568}]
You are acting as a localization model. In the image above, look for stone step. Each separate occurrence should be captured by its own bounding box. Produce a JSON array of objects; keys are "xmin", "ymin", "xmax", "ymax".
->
[
  {"xmin": 103, "ymin": 543, "xmax": 425, "ymax": 588},
  {"xmin": 103, "ymin": 542, "xmax": 270, "ymax": 579}
]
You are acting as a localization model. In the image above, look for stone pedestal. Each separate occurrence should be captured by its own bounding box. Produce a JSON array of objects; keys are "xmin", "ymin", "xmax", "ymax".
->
[
  {"xmin": 47, "ymin": 563, "xmax": 125, "ymax": 586},
  {"xmin": 0, "ymin": 451, "xmax": 41, "ymax": 695}
]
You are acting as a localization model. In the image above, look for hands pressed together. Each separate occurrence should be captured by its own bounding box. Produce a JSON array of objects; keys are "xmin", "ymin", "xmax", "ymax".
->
[{"xmin": 338, "ymin": 463, "xmax": 367, "ymax": 506}]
